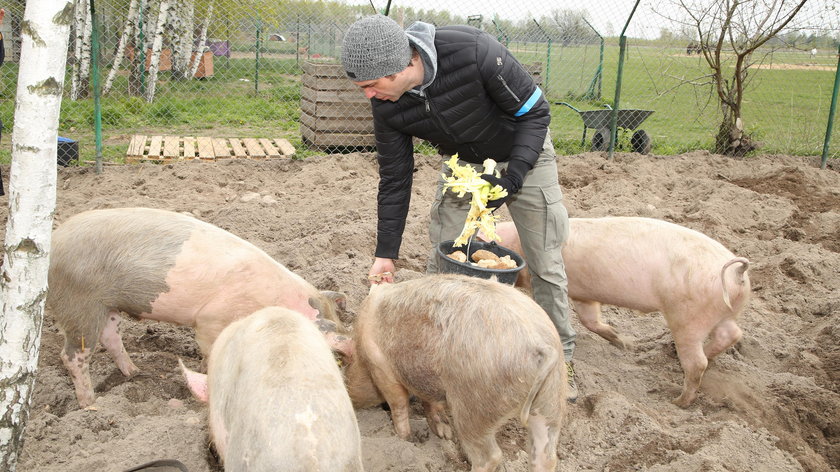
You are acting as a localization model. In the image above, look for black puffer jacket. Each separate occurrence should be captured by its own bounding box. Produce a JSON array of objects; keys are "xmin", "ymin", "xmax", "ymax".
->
[{"xmin": 372, "ymin": 25, "xmax": 551, "ymax": 259}]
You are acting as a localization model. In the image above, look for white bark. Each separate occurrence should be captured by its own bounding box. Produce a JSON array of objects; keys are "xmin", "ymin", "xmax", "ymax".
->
[
  {"xmin": 145, "ymin": 0, "xmax": 169, "ymax": 102},
  {"xmin": 103, "ymin": 0, "xmax": 139, "ymax": 95},
  {"xmin": 188, "ymin": 2, "xmax": 213, "ymax": 79},
  {"xmin": 70, "ymin": 0, "xmax": 87, "ymax": 99},
  {"xmin": 170, "ymin": 0, "xmax": 195, "ymax": 80},
  {"xmin": 78, "ymin": 0, "xmax": 92, "ymax": 96},
  {"xmin": 0, "ymin": 1, "xmax": 72, "ymax": 471}
]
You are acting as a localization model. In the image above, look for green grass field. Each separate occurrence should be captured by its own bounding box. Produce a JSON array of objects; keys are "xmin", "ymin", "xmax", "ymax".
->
[
  {"xmin": 530, "ymin": 42, "xmax": 838, "ymax": 155},
  {"xmin": 0, "ymin": 39, "xmax": 836, "ymax": 164}
]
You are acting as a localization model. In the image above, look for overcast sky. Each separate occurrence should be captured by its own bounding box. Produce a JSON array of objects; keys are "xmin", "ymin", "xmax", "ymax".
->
[
  {"xmin": 343, "ymin": 0, "xmax": 838, "ymax": 40},
  {"xmin": 346, "ymin": 0, "xmax": 653, "ymax": 36}
]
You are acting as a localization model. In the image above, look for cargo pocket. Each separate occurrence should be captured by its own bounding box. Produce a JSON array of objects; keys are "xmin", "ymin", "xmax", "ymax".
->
[
  {"xmin": 428, "ymin": 163, "xmax": 451, "ymax": 246},
  {"xmin": 542, "ymin": 186, "xmax": 569, "ymax": 251}
]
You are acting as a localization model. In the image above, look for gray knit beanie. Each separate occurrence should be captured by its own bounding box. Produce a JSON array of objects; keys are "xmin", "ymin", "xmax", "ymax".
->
[{"xmin": 342, "ymin": 15, "xmax": 412, "ymax": 81}]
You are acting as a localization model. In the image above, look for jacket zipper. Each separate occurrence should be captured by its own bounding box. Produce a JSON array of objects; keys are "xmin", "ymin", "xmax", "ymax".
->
[
  {"xmin": 497, "ymin": 75, "xmax": 520, "ymax": 102},
  {"xmin": 420, "ymin": 95, "xmax": 459, "ymax": 142}
]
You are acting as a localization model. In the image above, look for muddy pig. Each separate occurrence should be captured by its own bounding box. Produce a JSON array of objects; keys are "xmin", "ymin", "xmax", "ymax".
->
[
  {"xmin": 47, "ymin": 207, "xmax": 351, "ymax": 408},
  {"xmin": 480, "ymin": 217, "xmax": 751, "ymax": 407},
  {"xmin": 179, "ymin": 306, "xmax": 364, "ymax": 471},
  {"xmin": 345, "ymin": 274, "xmax": 566, "ymax": 472}
]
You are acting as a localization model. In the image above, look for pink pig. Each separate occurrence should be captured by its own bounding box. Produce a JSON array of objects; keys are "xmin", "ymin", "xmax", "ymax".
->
[
  {"xmin": 48, "ymin": 207, "xmax": 350, "ymax": 408},
  {"xmin": 180, "ymin": 306, "xmax": 364, "ymax": 471},
  {"xmin": 481, "ymin": 217, "xmax": 751, "ymax": 407},
  {"xmin": 345, "ymin": 275, "xmax": 566, "ymax": 472}
]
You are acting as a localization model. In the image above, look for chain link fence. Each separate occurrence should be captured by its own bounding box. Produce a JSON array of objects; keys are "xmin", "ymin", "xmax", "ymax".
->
[{"xmin": 0, "ymin": 0, "xmax": 837, "ymax": 163}]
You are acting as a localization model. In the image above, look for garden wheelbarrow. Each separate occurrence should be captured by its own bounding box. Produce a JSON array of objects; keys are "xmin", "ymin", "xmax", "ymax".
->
[{"xmin": 557, "ymin": 102, "xmax": 654, "ymax": 154}]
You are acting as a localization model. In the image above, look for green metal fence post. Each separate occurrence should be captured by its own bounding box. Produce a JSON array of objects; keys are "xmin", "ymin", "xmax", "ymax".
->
[
  {"xmin": 492, "ymin": 19, "xmax": 509, "ymax": 48},
  {"xmin": 597, "ymin": 38, "xmax": 603, "ymax": 99},
  {"xmin": 608, "ymin": 0, "xmax": 642, "ymax": 160},
  {"xmin": 532, "ymin": 19, "xmax": 551, "ymax": 96},
  {"xmin": 255, "ymin": 18, "xmax": 261, "ymax": 94},
  {"xmin": 821, "ymin": 43, "xmax": 840, "ymax": 169},
  {"xmin": 582, "ymin": 18, "xmax": 603, "ymax": 100},
  {"xmin": 91, "ymin": 0, "xmax": 102, "ymax": 173},
  {"xmin": 545, "ymin": 38, "xmax": 552, "ymax": 97}
]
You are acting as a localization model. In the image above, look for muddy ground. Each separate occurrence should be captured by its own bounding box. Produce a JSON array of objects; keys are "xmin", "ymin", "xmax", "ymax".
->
[{"xmin": 2, "ymin": 149, "xmax": 838, "ymax": 471}]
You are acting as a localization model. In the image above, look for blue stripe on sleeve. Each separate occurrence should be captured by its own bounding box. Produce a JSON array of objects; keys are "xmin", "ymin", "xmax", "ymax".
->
[{"xmin": 514, "ymin": 88, "xmax": 543, "ymax": 117}]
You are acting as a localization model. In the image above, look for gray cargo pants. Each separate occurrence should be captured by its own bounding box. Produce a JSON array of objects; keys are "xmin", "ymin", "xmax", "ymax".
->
[{"xmin": 426, "ymin": 132, "xmax": 576, "ymax": 361}]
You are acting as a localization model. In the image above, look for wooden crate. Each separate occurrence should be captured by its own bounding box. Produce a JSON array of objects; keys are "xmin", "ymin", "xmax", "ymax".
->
[
  {"xmin": 125, "ymin": 135, "xmax": 295, "ymax": 164},
  {"xmin": 192, "ymin": 51, "xmax": 214, "ymax": 78},
  {"xmin": 125, "ymin": 47, "xmax": 214, "ymax": 78},
  {"xmin": 300, "ymin": 62, "xmax": 374, "ymax": 150}
]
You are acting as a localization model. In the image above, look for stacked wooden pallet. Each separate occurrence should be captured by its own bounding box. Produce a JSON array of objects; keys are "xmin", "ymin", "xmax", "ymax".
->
[
  {"xmin": 125, "ymin": 135, "xmax": 295, "ymax": 163},
  {"xmin": 300, "ymin": 62, "xmax": 374, "ymax": 150}
]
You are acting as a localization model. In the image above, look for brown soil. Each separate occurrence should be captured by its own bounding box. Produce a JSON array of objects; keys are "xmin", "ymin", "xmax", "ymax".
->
[
  {"xmin": 751, "ymin": 63, "xmax": 834, "ymax": 71},
  {"xmin": 4, "ymin": 149, "xmax": 839, "ymax": 471}
]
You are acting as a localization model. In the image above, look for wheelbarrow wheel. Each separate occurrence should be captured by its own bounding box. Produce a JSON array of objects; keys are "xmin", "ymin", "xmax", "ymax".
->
[
  {"xmin": 631, "ymin": 129, "xmax": 651, "ymax": 154},
  {"xmin": 591, "ymin": 128, "xmax": 610, "ymax": 151}
]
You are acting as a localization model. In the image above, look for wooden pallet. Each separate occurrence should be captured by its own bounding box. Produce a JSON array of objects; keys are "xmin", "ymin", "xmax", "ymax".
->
[{"xmin": 125, "ymin": 135, "xmax": 296, "ymax": 163}]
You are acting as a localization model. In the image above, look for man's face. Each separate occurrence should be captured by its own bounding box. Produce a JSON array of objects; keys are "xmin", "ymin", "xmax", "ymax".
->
[{"xmin": 352, "ymin": 65, "xmax": 415, "ymax": 102}]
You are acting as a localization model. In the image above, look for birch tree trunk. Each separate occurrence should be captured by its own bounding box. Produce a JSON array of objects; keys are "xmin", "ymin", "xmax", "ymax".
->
[
  {"xmin": 103, "ymin": 0, "xmax": 139, "ymax": 95},
  {"xmin": 145, "ymin": 0, "xmax": 169, "ymax": 102},
  {"xmin": 0, "ymin": 1, "xmax": 72, "ymax": 470},
  {"xmin": 70, "ymin": 0, "xmax": 86, "ymax": 99},
  {"xmin": 188, "ymin": 2, "xmax": 213, "ymax": 79},
  {"xmin": 70, "ymin": 0, "xmax": 92, "ymax": 100},
  {"xmin": 169, "ymin": 0, "xmax": 194, "ymax": 80},
  {"xmin": 79, "ymin": 1, "xmax": 92, "ymax": 97}
]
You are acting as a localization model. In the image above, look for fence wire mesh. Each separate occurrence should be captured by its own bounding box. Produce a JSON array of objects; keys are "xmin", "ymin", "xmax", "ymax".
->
[{"xmin": 0, "ymin": 0, "xmax": 837, "ymax": 163}]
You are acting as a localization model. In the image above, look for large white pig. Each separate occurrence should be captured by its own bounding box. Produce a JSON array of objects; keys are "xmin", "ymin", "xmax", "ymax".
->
[
  {"xmin": 480, "ymin": 217, "xmax": 751, "ymax": 407},
  {"xmin": 47, "ymin": 207, "xmax": 351, "ymax": 408},
  {"xmin": 345, "ymin": 274, "xmax": 566, "ymax": 472},
  {"xmin": 180, "ymin": 306, "xmax": 364, "ymax": 471}
]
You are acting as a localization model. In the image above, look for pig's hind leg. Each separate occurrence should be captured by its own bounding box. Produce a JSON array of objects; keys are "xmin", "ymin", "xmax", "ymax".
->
[
  {"xmin": 423, "ymin": 400, "xmax": 453, "ymax": 440},
  {"xmin": 526, "ymin": 360, "xmax": 564, "ymax": 472},
  {"xmin": 99, "ymin": 309, "xmax": 139, "ymax": 377},
  {"xmin": 526, "ymin": 413, "xmax": 560, "ymax": 472},
  {"xmin": 669, "ymin": 320, "xmax": 710, "ymax": 408},
  {"xmin": 703, "ymin": 319, "xmax": 742, "ymax": 360},
  {"xmin": 448, "ymin": 397, "xmax": 504, "ymax": 472}
]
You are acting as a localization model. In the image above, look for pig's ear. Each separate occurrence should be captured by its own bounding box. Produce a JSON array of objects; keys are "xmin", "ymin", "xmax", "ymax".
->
[
  {"xmin": 330, "ymin": 336, "xmax": 356, "ymax": 365},
  {"xmin": 178, "ymin": 359, "xmax": 209, "ymax": 403},
  {"xmin": 321, "ymin": 290, "xmax": 347, "ymax": 312}
]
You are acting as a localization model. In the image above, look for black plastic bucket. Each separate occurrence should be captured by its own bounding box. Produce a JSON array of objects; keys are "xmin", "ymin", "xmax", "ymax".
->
[
  {"xmin": 57, "ymin": 136, "xmax": 79, "ymax": 167},
  {"xmin": 437, "ymin": 240, "xmax": 526, "ymax": 285}
]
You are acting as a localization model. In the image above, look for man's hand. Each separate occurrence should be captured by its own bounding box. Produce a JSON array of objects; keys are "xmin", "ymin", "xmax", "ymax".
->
[
  {"xmin": 0, "ymin": 9, "xmax": 5, "ymax": 28},
  {"xmin": 480, "ymin": 173, "xmax": 522, "ymax": 209},
  {"xmin": 368, "ymin": 257, "xmax": 395, "ymax": 284}
]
